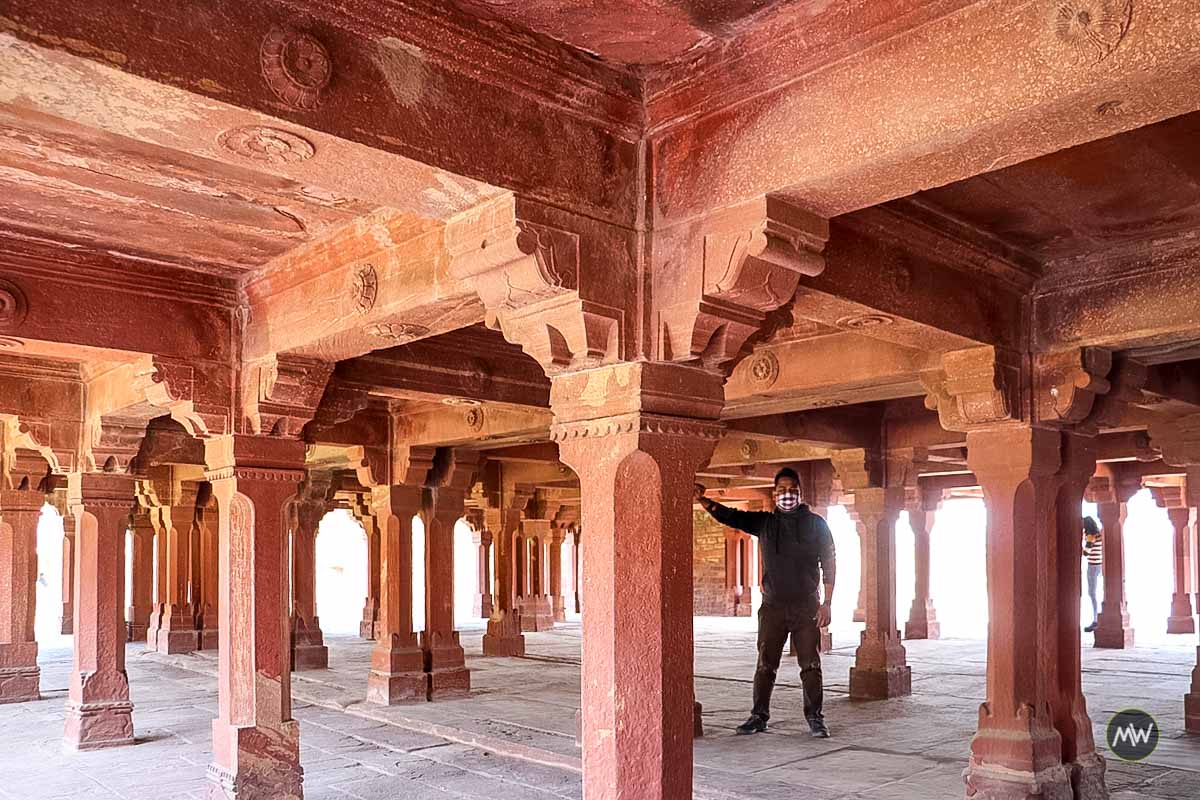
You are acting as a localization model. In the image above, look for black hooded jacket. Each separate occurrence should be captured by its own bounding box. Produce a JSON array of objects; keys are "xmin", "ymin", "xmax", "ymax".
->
[{"xmin": 704, "ymin": 502, "xmax": 836, "ymax": 608}]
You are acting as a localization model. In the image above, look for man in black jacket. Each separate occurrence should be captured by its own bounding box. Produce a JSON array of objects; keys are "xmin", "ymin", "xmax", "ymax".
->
[{"xmin": 695, "ymin": 467, "xmax": 835, "ymax": 738}]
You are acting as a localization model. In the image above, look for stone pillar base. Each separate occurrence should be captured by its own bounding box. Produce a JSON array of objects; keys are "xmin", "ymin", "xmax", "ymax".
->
[
  {"xmin": 473, "ymin": 594, "xmax": 494, "ymax": 619},
  {"xmin": 963, "ymin": 760, "xmax": 1074, "ymax": 800},
  {"xmin": 427, "ymin": 667, "xmax": 470, "ymax": 700},
  {"xmin": 63, "ymin": 700, "xmax": 135, "ymax": 750},
  {"xmin": 1093, "ymin": 624, "xmax": 1135, "ymax": 649},
  {"xmin": 852, "ymin": 607, "xmax": 865, "ymax": 623},
  {"xmin": 518, "ymin": 596, "xmax": 555, "ymax": 631},
  {"xmin": 1185, "ymin": 690, "xmax": 1200, "ymax": 734},
  {"xmin": 1066, "ymin": 752, "xmax": 1108, "ymax": 800},
  {"xmin": 819, "ymin": 628, "xmax": 833, "ymax": 654},
  {"xmin": 1168, "ymin": 594, "xmax": 1195, "ymax": 634},
  {"xmin": 206, "ymin": 726, "xmax": 303, "ymax": 800},
  {"xmin": 0, "ymin": 665, "xmax": 40, "ymax": 704},
  {"xmin": 152, "ymin": 628, "xmax": 200, "ymax": 655},
  {"xmin": 61, "ymin": 610, "xmax": 73, "ymax": 636},
  {"xmin": 366, "ymin": 638, "xmax": 427, "ymax": 705},
  {"xmin": 291, "ymin": 643, "xmax": 329, "ymax": 671},
  {"xmin": 127, "ymin": 623, "xmax": 148, "ymax": 644},
  {"xmin": 552, "ymin": 597, "xmax": 567, "ymax": 622},
  {"xmin": 483, "ymin": 614, "xmax": 526, "ymax": 656},
  {"xmin": 849, "ymin": 665, "xmax": 912, "ymax": 700},
  {"xmin": 905, "ymin": 618, "xmax": 941, "ymax": 640},
  {"xmin": 200, "ymin": 628, "xmax": 219, "ymax": 650}
]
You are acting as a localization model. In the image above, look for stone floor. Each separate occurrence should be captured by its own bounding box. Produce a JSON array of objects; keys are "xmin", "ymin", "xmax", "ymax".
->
[{"xmin": 2, "ymin": 618, "xmax": 1198, "ymax": 799}]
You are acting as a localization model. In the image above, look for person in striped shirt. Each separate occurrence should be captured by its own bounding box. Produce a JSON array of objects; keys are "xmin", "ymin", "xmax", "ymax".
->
[{"xmin": 1083, "ymin": 516, "xmax": 1103, "ymax": 632}]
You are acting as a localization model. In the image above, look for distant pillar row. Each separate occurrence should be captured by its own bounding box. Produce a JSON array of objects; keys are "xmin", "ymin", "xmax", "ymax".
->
[
  {"xmin": 1087, "ymin": 471, "xmax": 1137, "ymax": 649},
  {"xmin": 290, "ymin": 474, "xmax": 330, "ymax": 671},
  {"xmin": 904, "ymin": 488, "xmax": 941, "ymax": 641}
]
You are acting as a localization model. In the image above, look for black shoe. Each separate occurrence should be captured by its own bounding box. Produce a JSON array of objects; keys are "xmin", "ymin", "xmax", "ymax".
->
[
  {"xmin": 1084, "ymin": 622, "xmax": 1097, "ymax": 633},
  {"xmin": 736, "ymin": 715, "xmax": 767, "ymax": 735},
  {"xmin": 809, "ymin": 719, "xmax": 830, "ymax": 739}
]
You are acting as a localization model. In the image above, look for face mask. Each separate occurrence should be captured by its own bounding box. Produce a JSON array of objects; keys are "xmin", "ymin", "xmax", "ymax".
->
[{"xmin": 775, "ymin": 490, "xmax": 800, "ymax": 512}]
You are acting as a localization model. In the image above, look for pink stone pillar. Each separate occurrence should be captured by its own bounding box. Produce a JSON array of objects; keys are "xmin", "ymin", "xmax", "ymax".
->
[
  {"xmin": 852, "ymin": 519, "xmax": 867, "ymax": 624},
  {"xmin": 204, "ymin": 435, "xmax": 305, "ymax": 800},
  {"xmin": 963, "ymin": 426, "xmax": 1071, "ymax": 800},
  {"xmin": 1187, "ymin": 650, "xmax": 1200, "ymax": 734},
  {"xmin": 1186, "ymin": 475, "xmax": 1200, "ymax": 733},
  {"xmin": 572, "ymin": 528, "xmax": 582, "ymax": 614},
  {"xmin": 847, "ymin": 486, "xmax": 911, "ymax": 700},
  {"xmin": 519, "ymin": 520, "xmax": 555, "ymax": 631},
  {"xmin": 1052, "ymin": 433, "xmax": 1106, "ymax": 796},
  {"xmin": 0, "ymin": 485, "xmax": 42, "ymax": 703},
  {"xmin": 290, "ymin": 476, "xmax": 329, "ymax": 671},
  {"xmin": 472, "ymin": 528, "xmax": 494, "ymax": 619},
  {"xmin": 366, "ymin": 484, "xmax": 427, "ymax": 705},
  {"xmin": 1092, "ymin": 472, "xmax": 1136, "ymax": 649},
  {"xmin": 126, "ymin": 511, "xmax": 155, "ymax": 644},
  {"xmin": 553, "ymin": 363, "xmax": 722, "ymax": 800},
  {"xmin": 904, "ymin": 490, "xmax": 940, "ymax": 640},
  {"xmin": 197, "ymin": 494, "xmax": 219, "ymax": 650},
  {"xmin": 60, "ymin": 507, "xmax": 75, "ymax": 635},
  {"xmin": 483, "ymin": 493, "xmax": 528, "ymax": 657},
  {"xmin": 64, "ymin": 472, "xmax": 134, "ymax": 750},
  {"xmin": 549, "ymin": 527, "xmax": 566, "ymax": 622},
  {"xmin": 145, "ymin": 516, "xmax": 167, "ymax": 647},
  {"xmin": 419, "ymin": 451, "xmax": 476, "ymax": 700},
  {"xmin": 357, "ymin": 510, "xmax": 381, "ymax": 640},
  {"xmin": 1167, "ymin": 506, "xmax": 1196, "ymax": 635},
  {"xmin": 151, "ymin": 494, "xmax": 200, "ymax": 654}
]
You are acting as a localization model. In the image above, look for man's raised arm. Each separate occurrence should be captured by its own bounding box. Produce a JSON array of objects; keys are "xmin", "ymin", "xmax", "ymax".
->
[{"xmin": 694, "ymin": 484, "xmax": 769, "ymax": 536}]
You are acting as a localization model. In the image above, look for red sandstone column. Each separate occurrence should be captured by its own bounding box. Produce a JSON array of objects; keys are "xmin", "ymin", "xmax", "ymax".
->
[
  {"xmin": 847, "ymin": 486, "xmax": 911, "ymax": 699},
  {"xmin": 1091, "ymin": 470, "xmax": 1136, "ymax": 649},
  {"xmin": 357, "ymin": 508, "xmax": 381, "ymax": 640},
  {"xmin": 420, "ymin": 450, "xmax": 476, "ymax": 700},
  {"xmin": 1185, "ymin": 476, "xmax": 1200, "ymax": 734},
  {"xmin": 471, "ymin": 527, "xmax": 494, "ymax": 619},
  {"xmin": 852, "ymin": 518, "xmax": 867, "ymax": 623},
  {"xmin": 64, "ymin": 472, "xmax": 134, "ymax": 750},
  {"xmin": 1167, "ymin": 505, "xmax": 1196, "ymax": 635},
  {"xmin": 290, "ymin": 477, "xmax": 329, "ymax": 671},
  {"xmin": 0, "ymin": 483, "xmax": 42, "ymax": 703},
  {"xmin": 366, "ymin": 485, "xmax": 427, "ymax": 704},
  {"xmin": 150, "ymin": 483, "xmax": 200, "ymax": 654},
  {"xmin": 552, "ymin": 363, "xmax": 722, "ymax": 800},
  {"xmin": 204, "ymin": 435, "xmax": 304, "ymax": 800},
  {"xmin": 60, "ymin": 505, "xmax": 75, "ymax": 634},
  {"xmin": 197, "ymin": 492, "xmax": 219, "ymax": 650},
  {"xmin": 1052, "ymin": 433, "xmax": 1106, "ymax": 796},
  {"xmin": 145, "ymin": 515, "xmax": 167, "ymax": 647},
  {"xmin": 904, "ymin": 489, "xmax": 941, "ymax": 640},
  {"xmin": 963, "ymin": 426, "xmax": 1071, "ymax": 799},
  {"xmin": 549, "ymin": 526, "xmax": 566, "ymax": 622},
  {"xmin": 483, "ymin": 490, "xmax": 528, "ymax": 656},
  {"xmin": 571, "ymin": 528, "xmax": 581, "ymax": 615},
  {"xmin": 520, "ymin": 519, "xmax": 555, "ymax": 631},
  {"xmin": 126, "ymin": 511, "xmax": 155, "ymax": 644},
  {"xmin": 810, "ymin": 502, "xmax": 834, "ymax": 653}
]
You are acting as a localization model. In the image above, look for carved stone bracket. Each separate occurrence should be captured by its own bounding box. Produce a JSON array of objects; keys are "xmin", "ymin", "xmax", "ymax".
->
[
  {"xmin": 0, "ymin": 414, "xmax": 62, "ymax": 486},
  {"xmin": 660, "ymin": 197, "xmax": 828, "ymax": 370},
  {"xmin": 1149, "ymin": 413, "xmax": 1200, "ymax": 467},
  {"xmin": 135, "ymin": 356, "xmax": 229, "ymax": 438},
  {"xmin": 921, "ymin": 347, "xmax": 1022, "ymax": 433},
  {"xmin": 241, "ymin": 354, "xmax": 335, "ymax": 437},
  {"xmin": 1035, "ymin": 347, "xmax": 1147, "ymax": 435},
  {"xmin": 445, "ymin": 198, "xmax": 620, "ymax": 375}
]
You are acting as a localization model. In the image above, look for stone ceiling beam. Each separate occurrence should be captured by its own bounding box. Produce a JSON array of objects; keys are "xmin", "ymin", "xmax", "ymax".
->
[
  {"xmin": 725, "ymin": 405, "xmax": 881, "ymax": 450},
  {"xmin": 651, "ymin": 0, "xmax": 1200, "ymax": 220},
  {"xmin": 0, "ymin": 3, "xmax": 642, "ymax": 226},
  {"xmin": 724, "ymin": 331, "xmax": 935, "ymax": 420}
]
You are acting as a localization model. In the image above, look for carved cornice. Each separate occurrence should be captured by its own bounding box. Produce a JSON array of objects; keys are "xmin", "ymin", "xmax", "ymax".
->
[
  {"xmin": 136, "ymin": 356, "xmax": 229, "ymax": 438},
  {"xmin": 550, "ymin": 412, "xmax": 724, "ymax": 443}
]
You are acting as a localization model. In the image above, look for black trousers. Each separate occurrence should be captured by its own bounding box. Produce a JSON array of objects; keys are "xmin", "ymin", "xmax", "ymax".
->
[{"xmin": 751, "ymin": 601, "xmax": 823, "ymax": 723}]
